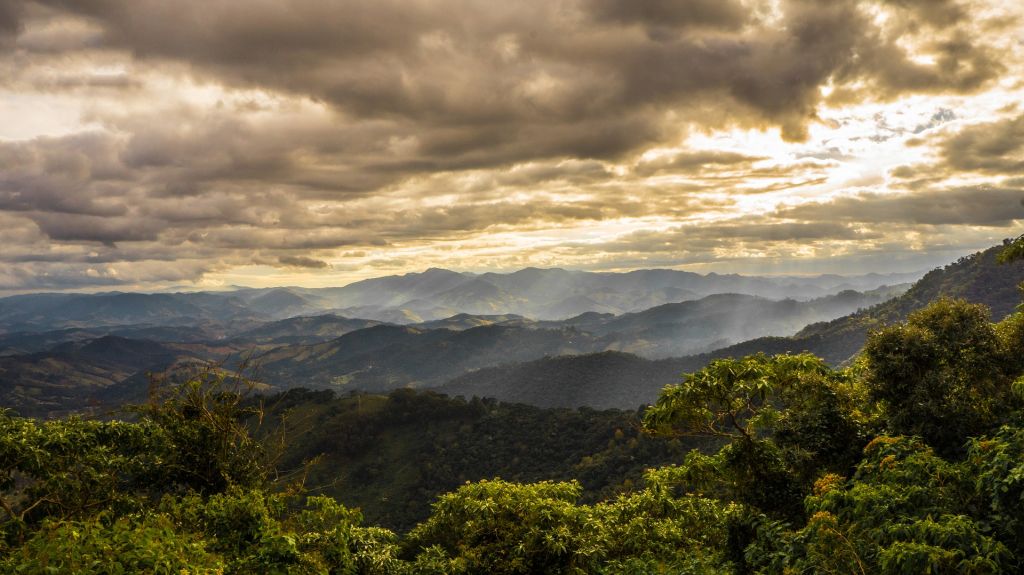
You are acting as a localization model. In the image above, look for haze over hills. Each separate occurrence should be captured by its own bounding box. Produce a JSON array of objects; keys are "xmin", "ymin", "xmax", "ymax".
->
[
  {"xmin": 292, "ymin": 267, "xmax": 923, "ymax": 322},
  {"xmin": 434, "ymin": 242, "xmax": 1024, "ymax": 408},
  {"xmin": 1, "ymin": 245, "xmax": 1020, "ymax": 416},
  {"xmin": 691, "ymin": 241, "xmax": 1024, "ymax": 366},
  {"xmin": 0, "ymin": 277, "xmax": 905, "ymax": 416},
  {"xmin": 0, "ymin": 267, "xmax": 922, "ymax": 335}
]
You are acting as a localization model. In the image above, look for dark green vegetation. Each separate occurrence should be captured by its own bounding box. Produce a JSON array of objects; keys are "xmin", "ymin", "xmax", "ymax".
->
[
  {"xmin": 261, "ymin": 388, "xmax": 709, "ymax": 531},
  {"xmin": 4, "ymin": 237, "xmax": 1024, "ymax": 573}
]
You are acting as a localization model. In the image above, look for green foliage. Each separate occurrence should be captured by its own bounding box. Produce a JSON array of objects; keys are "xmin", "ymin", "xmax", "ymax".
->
[
  {"xmin": 643, "ymin": 353, "xmax": 833, "ymax": 441},
  {"xmin": 641, "ymin": 353, "xmax": 865, "ymax": 519},
  {"xmin": 0, "ymin": 413, "xmax": 170, "ymax": 539},
  {"xmin": 135, "ymin": 371, "xmax": 269, "ymax": 493},
  {"xmin": 997, "ymin": 234, "xmax": 1024, "ymax": 265},
  {"xmin": 2, "ymin": 513, "xmax": 222, "ymax": 574},
  {"xmin": 779, "ymin": 436, "xmax": 1011, "ymax": 574},
  {"xmin": 592, "ymin": 477, "xmax": 736, "ymax": 574},
  {"xmin": 6, "ymin": 272, "xmax": 1024, "ymax": 574},
  {"xmin": 261, "ymin": 388, "xmax": 700, "ymax": 531},
  {"xmin": 160, "ymin": 488, "xmax": 400, "ymax": 575},
  {"xmin": 403, "ymin": 477, "xmax": 733, "ymax": 575},
  {"xmin": 404, "ymin": 479, "xmax": 594, "ymax": 574},
  {"xmin": 1, "ymin": 377, "xmax": 402, "ymax": 575},
  {"xmin": 863, "ymin": 298, "xmax": 1017, "ymax": 454},
  {"xmin": 969, "ymin": 424, "xmax": 1024, "ymax": 564}
]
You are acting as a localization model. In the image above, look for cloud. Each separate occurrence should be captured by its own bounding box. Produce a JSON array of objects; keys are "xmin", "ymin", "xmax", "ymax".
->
[
  {"xmin": 21, "ymin": 0, "xmax": 1005, "ymax": 149},
  {"xmin": 277, "ymin": 255, "xmax": 330, "ymax": 269},
  {"xmin": 777, "ymin": 185, "xmax": 1024, "ymax": 226},
  {"xmin": 939, "ymin": 114, "xmax": 1024, "ymax": 173},
  {"xmin": 0, "ymin": 0, "xmax": 24, "ymax": 42},
  {"xmin": 586, "ymin": 0, "xmax": 751, "ymax": 31},
  {"xmin": 0, "ymin": 0, "xmax": 1020, "ymax": 290}
]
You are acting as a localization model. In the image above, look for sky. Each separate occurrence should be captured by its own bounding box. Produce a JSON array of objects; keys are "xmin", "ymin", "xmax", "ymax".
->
[{"xmin": 1, "ymin": 0, "xmax": 1023, "ymax": 292}]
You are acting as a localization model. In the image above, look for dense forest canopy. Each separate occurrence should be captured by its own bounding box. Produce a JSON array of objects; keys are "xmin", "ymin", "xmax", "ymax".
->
[{"xmin": 2, "ymin": 236, "xmax": 1024, "ymax": 573}]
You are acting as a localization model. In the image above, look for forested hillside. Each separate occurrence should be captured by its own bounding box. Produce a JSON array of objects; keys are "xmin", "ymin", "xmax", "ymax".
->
[
  {"xmin": 258, "ymin": 388, "xmax": 711, "ymax": 531},
  {"xmin": 0, "ymin": 277, "xmax": 901, "ymax": 416},
  {"xmin": 435, "ymin": 351, "xmax": 690, "ymax": 409}
]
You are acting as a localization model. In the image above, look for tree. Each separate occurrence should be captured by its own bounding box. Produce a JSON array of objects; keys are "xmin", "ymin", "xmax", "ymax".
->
[
  {"xmin": 997, "ymin": 234, "xmax": 1024, "ymax": 265},
  {"xmin": 642, "ymin": 353, "xmax": 865, "ymax": 519},
  {"xmin": 783, "ymin": 436, "xmax": 1010, "ymax": 574},
  {"xmin": 863, "ymin": 298, "xmax": 1014, "ymax": 455}
]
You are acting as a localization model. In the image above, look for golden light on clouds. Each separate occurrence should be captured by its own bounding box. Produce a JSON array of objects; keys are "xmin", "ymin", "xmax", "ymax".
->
[{"xmin": 0, "ymin": 0, "xmax": 1023, "ymax": 292}]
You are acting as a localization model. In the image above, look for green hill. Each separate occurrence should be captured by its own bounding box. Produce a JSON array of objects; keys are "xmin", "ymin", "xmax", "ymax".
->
[{"xmin": 260, "ymin": 388, "xmax": 717, "ymax": 531}]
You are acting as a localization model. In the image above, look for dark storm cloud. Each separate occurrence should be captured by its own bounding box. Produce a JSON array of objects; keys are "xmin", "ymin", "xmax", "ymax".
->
[
  {"xmin": 880, "ymin": 0, "xmax": 966, "ymax": 27},
  {"xmin": 30, "ymin": 213, "xmax": 162, "ymax": 244},
  {"xmin": 23, "ymin": 0, "xmax": 1003, "ymax": 151},
  {"xmin": 0, "ymin": 133, "xmax": 131, "ymax": 217}
]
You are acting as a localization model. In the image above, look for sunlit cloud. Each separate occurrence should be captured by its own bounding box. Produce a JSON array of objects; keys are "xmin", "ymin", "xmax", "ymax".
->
[{"xmin": 0, "ymin": 0, "xmax": 1022, "ymax": 292}]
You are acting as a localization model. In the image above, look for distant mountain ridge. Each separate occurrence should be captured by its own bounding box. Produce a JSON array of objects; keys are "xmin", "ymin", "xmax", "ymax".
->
[
  {"xmin": 6, "ymin": 245, "xmax": 1020, "ymax": 416},
  {"xmin": 306, "ymin": 267, "xmax": 923, "ymax": 322},
  {"xmin": 688, "ymin": 242, "xmax": 1024, "ymax": 366},
  {"xmin": 0, "ymin": 267, "xmax": 924, "ymax": 334},
  {"xmin": 0, "ymin": 287, "xmax": 899, "ymax": 416},
  {"xmin": 248, "ymin": 288, "xmax": 900, "ymax": 391},
  {"xmin": 430, "ymin": 242, "xmax": 1024, "ymax": 408}
]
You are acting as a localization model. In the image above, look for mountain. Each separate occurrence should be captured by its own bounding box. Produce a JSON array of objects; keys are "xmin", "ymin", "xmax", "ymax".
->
[
  {"xmin": 248, "ymin": 286, "xmax": 900, "ymax": 393},
  {"xmin": 254, "ymin": 324, "xmax": 604, "ymax": 392},
  {"xmin": 691, "ymin": 242, "xmax": 1024, "ymax": 366},
  {"xmin": 322, "ymin": 267, "xmax": 923, "ymax": 321},
  {"xmin": 0, "ymin": 267, "xmax": 921, "ymax": 334},
  {"xmin": 0, "ymin": 281, "xmax": 906, "ymax": 413},
  {"xmin": 552, "ymin": 288, "xmax": 903, "ymax": 358},
  {"xmin": 424, "ymin": 243, "xmax": 1024, "ymax": 410},
  {"xmin": 413, "ymin": 313, "xmax": 533, "ymax": 331},
  {"xmin": 233, "ymin": 314, "xmax": 385, "ymax": 345},
  {"xmin": 0, "ymin": 245, "xmax": 1000, "ymax": 415},
  {"xmin": 0, "ymin": 335, "xmax": 201, "ymax": 417},
  {"xmin": 309, "ymin": 268, "xmax": 471, "ymax": 310},
  {"xmin": 245, "ymin": 289, "xmax": 319, "ymax": 319},
  {"xmin": 0, "ymin": 291, "xmax": 264, "ymax": 334}
]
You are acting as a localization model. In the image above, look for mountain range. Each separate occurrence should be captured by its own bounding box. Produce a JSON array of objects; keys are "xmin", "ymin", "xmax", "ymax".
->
[
  {"xmin": 0, "ymin": 267, "xmax": 921, "ymax": 335},
  {"xmin": 1, "ymin": 244, "xmax": 1021, "ymax": 416}
]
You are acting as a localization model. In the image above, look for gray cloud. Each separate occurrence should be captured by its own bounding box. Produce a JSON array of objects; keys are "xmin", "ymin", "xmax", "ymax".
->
[
  {"xmin": 587, "ymin": 0, "xmax": 751, "ymax": 31},
  {"xmin": 0, "ymin": 0, "xmax": 24, "ymax": 41},
  {"xmin": 19, "ymin": 0, "xmax": 1004, "ymax": 150},
  {"xmin": 777, "ymin": 185, "xmax": 1024, "ymax": 226},
  {"xmin": 940, "ymin": 114, "xmax": 1024, "ymax": 173},
  {"xmin": 278, "ymin": 255, "xmax": 330, "ymax": 269},
  {"xmin": 0, "ymin": 0, "xmax": 1019, "ymax": 290}
]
